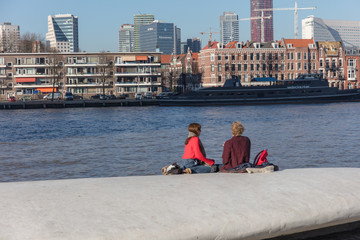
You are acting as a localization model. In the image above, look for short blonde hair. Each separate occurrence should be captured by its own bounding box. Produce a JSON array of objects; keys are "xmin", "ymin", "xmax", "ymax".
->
[{"xmin": 231, "ymin": 121, "xmax": 244, "ymax": 136}]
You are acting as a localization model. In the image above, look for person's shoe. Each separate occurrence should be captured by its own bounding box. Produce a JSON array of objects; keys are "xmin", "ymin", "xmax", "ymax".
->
[{"xmin": 183, "ymin": 168, "xmax": 192, "ymax": 174}]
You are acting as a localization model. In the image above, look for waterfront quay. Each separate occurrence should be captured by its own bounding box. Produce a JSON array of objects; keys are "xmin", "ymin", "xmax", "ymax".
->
[
  {"xmin": 0, "ymin": 98, "xmax": 159, "ymax": 109},
  {"xmin": 1, "ymin": 168, "xmax": 360, "ymax": 240}
]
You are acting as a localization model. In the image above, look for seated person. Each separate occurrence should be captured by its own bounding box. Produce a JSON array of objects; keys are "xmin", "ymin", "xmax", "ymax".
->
[
  {"xmin": 179, "ymin": 123, "xmax": 215, "ymax": 173},
  {"xmin": 220, "ymin": 121, "xmax": 251, "ymax": 172}
]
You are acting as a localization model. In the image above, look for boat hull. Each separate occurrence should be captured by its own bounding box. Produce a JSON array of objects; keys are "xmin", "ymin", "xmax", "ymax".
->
[{"xmin": 158, "ymin": 92, "xmax": 360, "ymax": 106}]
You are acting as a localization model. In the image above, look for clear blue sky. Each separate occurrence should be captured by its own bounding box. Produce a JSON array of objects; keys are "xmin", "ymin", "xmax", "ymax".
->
[{"xmin": 1, "ymin": 0, "xmax": 359, "ymax": 52}]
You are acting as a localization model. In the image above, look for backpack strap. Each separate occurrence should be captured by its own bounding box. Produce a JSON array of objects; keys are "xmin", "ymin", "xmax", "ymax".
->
[{"xmin": 253, "ymin": 150, "xmax": 264, "ymax": 166}]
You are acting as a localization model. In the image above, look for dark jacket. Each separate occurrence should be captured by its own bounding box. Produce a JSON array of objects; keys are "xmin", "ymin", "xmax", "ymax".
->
[{"xmin": 221, "ymin": 136, "xmax": 251, "ymax": 171}]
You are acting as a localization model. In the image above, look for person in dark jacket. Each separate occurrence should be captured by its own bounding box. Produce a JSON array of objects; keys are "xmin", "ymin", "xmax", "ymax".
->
[{"xmin": 220, "ymin": 121, "xmax": 251, "ymax": 172}]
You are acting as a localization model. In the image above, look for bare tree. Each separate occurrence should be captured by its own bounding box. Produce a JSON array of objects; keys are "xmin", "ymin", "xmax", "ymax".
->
[
  {"xmin": 97, "ymin": 53, "xmax": 113, "ymax": 96},
  {"xmin": 18, "ymin": 32, "xmax": 45, "ymax": 53},
  {"xmin": 48, "ymin": 50, "xmax": 63, "ymax": 101}
]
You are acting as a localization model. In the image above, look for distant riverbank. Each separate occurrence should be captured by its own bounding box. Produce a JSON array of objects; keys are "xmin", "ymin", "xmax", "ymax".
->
[{"xmin": 0, "ymin": 99, "xmax": 158, "ymax": 109}]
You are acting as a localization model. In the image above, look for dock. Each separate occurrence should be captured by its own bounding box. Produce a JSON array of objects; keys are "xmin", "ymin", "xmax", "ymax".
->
[
  {"xmin": 0, "ymin": 168, "xmax": 360, "ymax": 239},
  {"xmin": 0, "ymin": 99, "xmax": 159, "ymax": 109}
]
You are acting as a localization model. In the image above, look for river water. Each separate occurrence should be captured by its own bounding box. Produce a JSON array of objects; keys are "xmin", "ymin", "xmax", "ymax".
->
[{"xmin": 0, "ymin": 102, "xmax": 359, "ymax": 182}]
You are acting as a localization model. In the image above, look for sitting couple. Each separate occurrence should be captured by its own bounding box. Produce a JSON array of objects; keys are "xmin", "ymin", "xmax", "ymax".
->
[{"xmin": 178, "ymin": 121, "xmax": 250, "ymax": 173}]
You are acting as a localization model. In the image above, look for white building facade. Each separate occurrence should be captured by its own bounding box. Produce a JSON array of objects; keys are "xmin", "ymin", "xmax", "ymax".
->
[
  {"xmin": 0, "ymin": 22, "xmax": 20, "ymax": 53},
  {"xmin": 302, "ymin": 16, "xmax": 360, "ymax": 49}
]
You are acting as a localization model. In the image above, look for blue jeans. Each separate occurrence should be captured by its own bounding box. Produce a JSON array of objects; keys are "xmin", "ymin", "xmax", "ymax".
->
[{"xmin": 178, "ymin": 159, "xmax": 212, "ymax": 173}]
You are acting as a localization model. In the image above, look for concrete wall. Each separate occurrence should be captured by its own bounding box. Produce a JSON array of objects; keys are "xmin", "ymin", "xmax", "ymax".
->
[{"xmin": 1, "ymin": 168, "xmax": 360, "ymax": 239}]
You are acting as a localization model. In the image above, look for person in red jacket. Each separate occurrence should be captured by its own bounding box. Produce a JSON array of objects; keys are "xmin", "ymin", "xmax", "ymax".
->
[
  {"xmin": 220, "ymin": 121, "xmax": 251, "ymax": 172},
  {"xmin": 180, "ymin": 123, "xmax": 215, "ymax": 173}
]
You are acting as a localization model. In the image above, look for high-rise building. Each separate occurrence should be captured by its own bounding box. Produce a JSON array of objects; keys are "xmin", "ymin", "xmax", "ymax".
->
[
  {"xmin": 0, "ymin": 22, "xmax": 20, "ymax": 53},
  {"xmin": 250, "ymin": 0, "xmax": 273, "ymax": 42},
  {"xmin": 139, "ymin": 21, "xmax": 180, "ymax": 55},
  {"xmin": 46, "ymin": 14, "xmax": 79, "ymax": 53},
  {"xmin": 302, "ymin": 16, "xmax": 360, "ymax": 49},
  {"xmin": 220, "ymin": 12, "xmax": 239, "ymax": 45},
  {"xmin": 134, "ymin": 14, "xmax": 154, "ymax": 52},
  {"xmin": 183, "ymin": 38, "xmax": 201, "ymax": 53},
  {"xmin": 119, "ymin": 24, "xmax": 134, "ymax": 52}
]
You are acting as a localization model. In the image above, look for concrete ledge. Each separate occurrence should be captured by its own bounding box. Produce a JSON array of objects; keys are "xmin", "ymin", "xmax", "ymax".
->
[{"xmin": 1, "ymin": 168, "xmax": 360, "ymax": 239}]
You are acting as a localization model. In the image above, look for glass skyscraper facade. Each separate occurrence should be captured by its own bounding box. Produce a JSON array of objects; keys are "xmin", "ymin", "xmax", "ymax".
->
[
  {"xmin": 46, "ymin": 14, "xmax": 79, "ymax": 53},
  {"xmin": 139, "ymin": 21, "xmax": 178, "ymax": 55},
  {"xmin": 250, "ymin": 0, "xmax": 273, "ymax": 42},
  {"xmin": 220, "ymin": 12, "xmax": 239, "ymax": 45},
  {"xmin": 134, "ymin": 14, "xmax": 154, "ymax": 52}
]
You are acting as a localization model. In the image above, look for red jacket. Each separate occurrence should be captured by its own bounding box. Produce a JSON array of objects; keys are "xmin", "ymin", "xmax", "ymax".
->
[
  {"xmin": 221, "ymin": 136, "xmax": 251, "ymax": 170},
  {"xmin": 182, "ymin": 137, "xmax": 215, "ymax": 166}
]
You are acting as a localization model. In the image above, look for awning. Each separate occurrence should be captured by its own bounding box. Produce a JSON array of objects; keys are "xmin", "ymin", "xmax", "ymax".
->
[
  {"xmin": 16, "ymin": 77, "xmax": 36, "ymax": 83},
  {"xmin": 136, "ymin": 56, "xmax": 148, "ymax": 61},
  {"xmin": 37, "ymin": 87, "xmax": 57, "ymax": 93},
  {"xmin": 122, "ymin": 56, "xmax": 136, "ymax": 61}
]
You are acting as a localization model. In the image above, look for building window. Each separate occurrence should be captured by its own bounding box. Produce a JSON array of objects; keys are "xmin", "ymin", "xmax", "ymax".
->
[
  {"xmin": 304, "ymin": 62, "xmax": 307, "ymax": 70},
  {"xmin": 211, "ymin": 64, "xmax": 215, "ymax": 72},
  {"xmin": 320, "ymin": 59, "xmax": 323, "ymax": 67},
  {"xmin": 238, "ymin": 64, "xmax": 241, "ymax": 71},
  {"xmin": 297, "ymin": 63, "xmax": 301, "ymax": 70},
  {"xmin": 231, "ymin": 55, "xmax": 235, "ymax": 61},
  {"xmin": 243, "ymin": 54, "xmax": 247, "ymax": 61},
  {"xmin": 218, "ymin": 64, "xmax": 222, "ymax": 71},
  {"xmin": 256, "ymin": 64, "xmax": 260, "ymax": 71},
  {"xmin": 297, "ymin": 53, "xmax": 301, "ymax": 60},
  {"xmin": 281, "ymin": 53, "xmax": 284, "ymax": 60},
  {"xmin": 225, "ymin": 64, "xmax": 229, "ymax": 71},
  {"xmin": 231, "ymin": 64, "xmax": 235, "ymax": 71},
  {"xmin": 210, "ymin": 53, "xmax": 215, "ymax": 61},
  {"xmin": 250, "ymin": 64, "xmax": 254, "ymax": 71},
  {"xmin": 250, "ymin": 53, "xmax": 254, "ymax": 61},
  {"xmin": 218, "ymin": 75, "xmax": 222, "ymax": 82},
  {"xmin": 304, "ymin": 53, "xmax": 307, "ymax": 60},
  {"xmin": 256, "ymin": 53, "xmax": 260, "ymax": 60},
  {"xmin": 348, "ymin": 69, "xmax": 356, "ymax": 80},
  {"xmin": 244, "ymin": 64, "xmax": 248, "ymax": 71},
  {"xmin": 211, "ymin": 74, "xmax": 215, "ymax": 83},
  {"xmin": 281, "ymin": 64, "xmax": 284, "ymax": 71},
  {"xmin": 217, "ymin": 54, "xmax": 221, "ymax": 60},
  {"xmin": 348, "ymin": 59, "xmax": 356, "ymax": 67},
  {"xmin": 225, "ymin": 54, "xmax": 229, "ymax": 61}
]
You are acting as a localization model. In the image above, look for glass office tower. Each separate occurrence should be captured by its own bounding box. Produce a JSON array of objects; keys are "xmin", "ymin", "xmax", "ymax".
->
[{"xmin": 46, "ymin": 14, "xmax": 79, "ymax": 53}]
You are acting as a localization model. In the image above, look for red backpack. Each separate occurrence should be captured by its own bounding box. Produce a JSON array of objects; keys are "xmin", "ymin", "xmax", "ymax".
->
[{"xmin": 253, "ymin": 149, "xmax": 268, "ymax": 166}]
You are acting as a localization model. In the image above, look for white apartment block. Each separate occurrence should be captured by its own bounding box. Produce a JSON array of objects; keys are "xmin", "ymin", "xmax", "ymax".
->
[
  {"xmin": 302, "ymin": 16, "xmax": 360, "ymax": 49},
  {"xmin": 0, "ymin": 22, "xmax": 20, "ymax": 53}
]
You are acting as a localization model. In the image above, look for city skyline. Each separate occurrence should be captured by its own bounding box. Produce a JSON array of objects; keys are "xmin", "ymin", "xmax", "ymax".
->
[{"xmin": 1, "ymin": 0, "xmax": 360, "ymax": 52}]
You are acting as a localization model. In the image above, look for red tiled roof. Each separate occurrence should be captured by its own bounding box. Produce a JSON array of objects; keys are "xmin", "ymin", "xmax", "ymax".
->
[
  {"xmin": 202, "ymin": 41, "xmax": 219, "ymax": 50},
  {"xmin": 161, "ymin": 55, "xmax": 172, "ymax": 64},
  {"xmin": 225, "ymin": 41, "xmax": 239, "ymax": 48},
  {"xmin": 283, "ymin": 39, "xmax": 314, "ymax": 48},
  {"xmin": 192, "ymin": 52, "xmax": 199, "ymax": 61}
]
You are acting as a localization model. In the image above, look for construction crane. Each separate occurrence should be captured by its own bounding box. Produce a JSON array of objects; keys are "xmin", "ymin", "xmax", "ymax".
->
[
  {"xmin": 240, "ymin": 14, "xmax": 272, "ymax": 43},
  {"xmin": 200, "ymin": 27, "xmax": 220, "ymax": 47},
  {"xmin": 254, "ymin": 0, "xmax": 316, "ymax": 39}
]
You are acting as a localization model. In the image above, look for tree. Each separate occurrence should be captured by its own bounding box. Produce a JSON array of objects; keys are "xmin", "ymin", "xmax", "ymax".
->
[
  {"xmin": 97, "ymin": 53, "xmax": 113, "ymax": 96},
  {"xmin": 18, "ymin": 32, "xmax": 45, "ymax": 53},
  {"xmin": 48, "ymin": 50, "xmax": 63, "ymax": 101}
]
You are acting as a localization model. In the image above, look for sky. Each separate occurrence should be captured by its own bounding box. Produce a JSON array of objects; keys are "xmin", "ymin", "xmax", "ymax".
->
[{"xmin": 1, "ymin": 0, "xmax": 360, "ymax": 52}]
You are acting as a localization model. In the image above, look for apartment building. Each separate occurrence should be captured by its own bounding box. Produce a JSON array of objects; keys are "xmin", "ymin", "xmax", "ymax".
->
[
  {"xmin": 317, "ymin": 41, "xmax": 345, "ymax": 89},
  {"xmin": 344, "ymin": 48, "xmax": 360, "ymax": 89},
  {"xmin": 199, "ymin": 40, "xmax": 287, "ymax": 87},
  {"xmin": 0, "ymin": 22, "xmax": 20, "ymax": 53},
  {"xmin": 0, "ymin": 52, "xmax": 161, "ymax": 100}
]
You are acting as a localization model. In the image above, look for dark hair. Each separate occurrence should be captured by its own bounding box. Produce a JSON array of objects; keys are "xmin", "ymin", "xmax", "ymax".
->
[{"xmin": 185, "ymin": 123, "xmax": 201, "ymax": 145}]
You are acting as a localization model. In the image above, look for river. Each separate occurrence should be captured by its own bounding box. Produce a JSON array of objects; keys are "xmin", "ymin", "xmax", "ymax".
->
[{"xmin": 0, "ymin": 102, "xmax": 359, "ymax": 182}]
